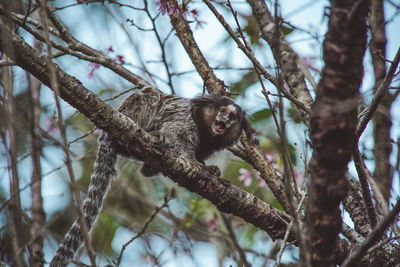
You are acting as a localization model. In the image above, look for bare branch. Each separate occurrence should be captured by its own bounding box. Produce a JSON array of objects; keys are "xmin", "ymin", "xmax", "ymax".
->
[
  {"xmin": 357, "ymin": 45, "xmax": 400, "ymax": 138},
  {"xmin": 167, "ymin": 0, "xmax": 225, "ymax": 95},
  {"xmin": 115, "ymin": 191, "xmax": 175, "ymax": 266}
]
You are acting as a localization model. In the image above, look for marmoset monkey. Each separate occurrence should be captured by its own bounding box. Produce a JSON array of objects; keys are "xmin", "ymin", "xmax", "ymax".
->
[{"xmin": 50, "ymin": 88, "xmax": 254, "ymax": 266}]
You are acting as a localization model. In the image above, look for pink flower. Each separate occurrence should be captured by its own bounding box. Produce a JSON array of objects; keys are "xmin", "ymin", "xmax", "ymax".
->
[
  {"xmin": 238, "ymin": 168, "xmax": 252, "ymax": 187},
  {"xmin": 294, "ymin": 169, "xmax": 304, "ymax": 187},
  {"xmin": 105, "ymin": 46, "xmax": 113, "ymax": 56},
  {"xmin": 88, "ymin": 62, "xmax": 100, "ymax": 78},
  {"xmin": 89, "ymin": 62, "xmax": 100, "ymax": 69},
  {"xmin": 181, "ymin": 3, "xmax": 189, "ymax": 19},
  {"xmin": 45, "ymin": 116, "xmax": 58, "ymax": 133},
  {"xmin": 158, "ymin": 0, "xmax": 169, "ymax": 15},
  {"xmin": 116, "ymin": 55, "xmax": 125, "ymax": 65},
  {"xmin": 254, "ymin": 171, "xmax": 266, "ymax": 187},
  {"xmin": 265, "ymin": 152, "xmax": 279, "ymax": 169},
  {"xmin": 169, "ymin": 5, "xmax": 179, "ymax": 15}
]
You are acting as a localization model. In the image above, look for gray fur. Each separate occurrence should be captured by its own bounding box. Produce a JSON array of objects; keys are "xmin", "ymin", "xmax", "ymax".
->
[{"xmin": 50, "ymin": 88, "xmax": 253, "ymax": 266}]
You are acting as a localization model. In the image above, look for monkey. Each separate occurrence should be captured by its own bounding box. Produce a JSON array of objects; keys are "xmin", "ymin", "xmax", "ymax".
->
[{"xmin": 50, "ymin": 87, "xmax": 254, "ymax": 266}]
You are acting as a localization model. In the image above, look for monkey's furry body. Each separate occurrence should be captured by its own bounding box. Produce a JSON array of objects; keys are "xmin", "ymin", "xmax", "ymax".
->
[{"xmin": 50, "ymin": 88, "xmax": 253, "ymax": 266}]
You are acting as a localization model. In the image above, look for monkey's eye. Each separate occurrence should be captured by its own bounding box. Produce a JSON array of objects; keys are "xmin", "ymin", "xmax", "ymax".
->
[
  {"xmin": 228, "ymin": 112, "xmax": 236, "ymax": 121},
  {"xmin": 220, "ymin": 107, "xmax": 228, "ymax": 114}
]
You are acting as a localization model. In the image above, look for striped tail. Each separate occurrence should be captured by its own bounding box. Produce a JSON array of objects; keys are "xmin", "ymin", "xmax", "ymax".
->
[{"xmin": 50, "ymin": 133, "xmax": 117, "ymax": 266}]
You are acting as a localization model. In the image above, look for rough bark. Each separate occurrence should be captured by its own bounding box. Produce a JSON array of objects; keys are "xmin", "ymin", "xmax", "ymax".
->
[
  {"xmin": 343, "ymin": 178, "xmax": 372, "ymax": 237},
  {"xmin": 305, "ymin": 0, "xmax": 370, "ymax": 265},
  {"xmin": 168, "ymin": 0, "xmax": 225, "ymax": 95}
]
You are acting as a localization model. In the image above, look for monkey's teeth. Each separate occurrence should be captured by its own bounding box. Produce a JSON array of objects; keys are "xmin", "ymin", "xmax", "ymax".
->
[{"xmin": 216, "ymin": 121, "xmax": 225, "ymax": 132}]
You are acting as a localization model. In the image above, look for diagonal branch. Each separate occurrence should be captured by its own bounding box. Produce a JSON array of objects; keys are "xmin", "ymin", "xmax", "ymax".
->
[
  {"xmin": 356, "ymin": 45, "xmax": 400, "ymax": 139},
  {"xmin": 167, "ymin": 0, "xmax": 225, "ymax": 95},
  {"xmin": 247, "ymin": 0, "xmax": 313, "ymax": 111}
]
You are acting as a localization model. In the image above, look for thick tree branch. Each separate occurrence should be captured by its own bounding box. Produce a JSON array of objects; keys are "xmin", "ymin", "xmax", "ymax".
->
[
  {"xmin": 305, "ymin": 0, "xmax": 370, "ymax": 265},
  {"xmin": 343, "ymin": 177, "xmax": 372, "ymax": 236},
  {"xmin": 168, "ymin": 0, "xmax": 225, "ymax": 95}
]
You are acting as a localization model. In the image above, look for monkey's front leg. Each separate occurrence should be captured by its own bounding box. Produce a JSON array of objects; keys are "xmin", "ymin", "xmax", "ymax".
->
[{"xmin": 140, "ymin": 131, "xmax": 169, "ymax": 177}]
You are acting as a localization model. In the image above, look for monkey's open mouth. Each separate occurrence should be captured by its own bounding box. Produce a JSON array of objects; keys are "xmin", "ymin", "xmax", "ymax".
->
[{"xmin": 215, "ymin": 121, "xmax": 226, "ymax": 133}]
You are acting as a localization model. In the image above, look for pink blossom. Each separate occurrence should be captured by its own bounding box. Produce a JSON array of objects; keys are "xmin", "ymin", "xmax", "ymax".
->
[
  {"xmin": 158, "ymin": 0, "xmax": 169, "ymax": 15},
  {"xmin": 238, "ymin": 168, "xmax": 252, "ymax": 187},
  {"xmin": 116, "ymin": 55, "xmax": 125, "ymax": 65},
  {"xmin": 258, "ymin": 178, "xmax": 266, "ymax": 187},
  {"xmin": 254, "ymin": 171, "xmax": 266, "ymax": 187},
  {"xmin": 181, "ymin": 3, "xmax": 189, "ymax": 19},
  {"xmin": 105, "ymin": 46, "xmax": 113, "ymax": 56},
  {"xmin": 294, "ymin": 169, "xmax": 304, "ymax": 187},
  {"xmin": 89, "ymin": 62, "xmax": 100, "ymax": 69},
  {"xmin": 265, "ymin": 152, "xmax": 279, "ymax": 169},
  {"xmin": 88, "ymin": 62, "xmax": 100, "ymax": 78},
  {"xmin": 168, "ymin": 5, "xmax": 179, "ymax": 15},
  {"xmin": 44, "ymin": 116, "xmax": 58, "ymax": 134}
]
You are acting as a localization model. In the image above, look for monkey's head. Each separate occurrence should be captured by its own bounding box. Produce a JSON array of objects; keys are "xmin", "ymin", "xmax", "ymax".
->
[{"xmin": 191, "ymin": 95, "xmax": 255, "ymax": 142}]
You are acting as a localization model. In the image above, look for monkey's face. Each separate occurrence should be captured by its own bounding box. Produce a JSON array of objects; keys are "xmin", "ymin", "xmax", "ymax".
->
[{"xmin": 212, "ymin": 104, "xmax": 242, "ymax": 136}]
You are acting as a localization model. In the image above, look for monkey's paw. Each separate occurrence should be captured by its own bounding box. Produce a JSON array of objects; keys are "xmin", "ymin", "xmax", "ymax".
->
[{"xmin": 204, "ymin": 165, "xmax": 221, "ymax": 177}]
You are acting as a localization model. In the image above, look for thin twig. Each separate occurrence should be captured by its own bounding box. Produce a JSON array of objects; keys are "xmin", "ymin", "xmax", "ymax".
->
[
  {"xmin": 115, "ymin": 191, "xmax": 175, "ymax": 266},
  {"xmin": 275, "ymin": 192, "xmax": 307, "ymax": 267},
  {"xmin": 221, "ymin": 214, "xmax": 251, "ymax": 267},
  {"xmin": 357, "ymin": 45, "xmax": 400, "ymax": 139}
]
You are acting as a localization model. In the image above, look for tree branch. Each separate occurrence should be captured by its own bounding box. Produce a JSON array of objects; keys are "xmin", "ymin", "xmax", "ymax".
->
[
  {"xmin": 167, "ymin": 0, "xmax": 225, "ymax": 95},
  {"xmin": 305, "ymin": 0, "xmax": 370, "ymax": 265}
]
